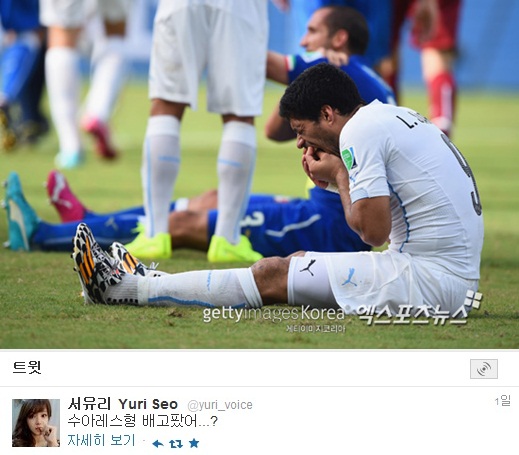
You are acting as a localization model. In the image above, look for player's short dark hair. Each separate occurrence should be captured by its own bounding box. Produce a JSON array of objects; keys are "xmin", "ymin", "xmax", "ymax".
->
[
  {"xmin": 279, "ymin": 63, "xmax": 364, "ymax": 122},
  {"xmin": 323, "ymin": 6, "xmax": 369, "ymax": 55}
]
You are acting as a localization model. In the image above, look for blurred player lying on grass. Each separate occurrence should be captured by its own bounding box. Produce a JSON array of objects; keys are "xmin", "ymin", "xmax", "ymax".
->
[{"xmin": 2, "ymin": 169, "xmax": 369, "ymax": 257}]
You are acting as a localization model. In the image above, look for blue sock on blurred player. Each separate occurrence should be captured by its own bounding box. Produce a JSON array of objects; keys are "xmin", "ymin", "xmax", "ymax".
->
[
  {"xmin": 34, "ymin": 214, "xmax": 142, "ymax": 252},
  {"xmin": 34, "ymin": 201, "xmax": 179, "ymax": 252}
]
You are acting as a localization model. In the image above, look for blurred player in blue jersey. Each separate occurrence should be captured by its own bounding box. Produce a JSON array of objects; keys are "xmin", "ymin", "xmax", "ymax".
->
[
  {"xmin": 0, "ymin": 0, "xmax": 48, "ymax": 150},
  {"xmin": 3, "ymin": 6, "xmax": 390, "ymax": 259},
  {"xmin": 282, "ymin": 0, "xmax": 392, "ymax": 70},
  {"xmin": 266, "ymin": 6, "xmax": 395, "ymax": 142}
]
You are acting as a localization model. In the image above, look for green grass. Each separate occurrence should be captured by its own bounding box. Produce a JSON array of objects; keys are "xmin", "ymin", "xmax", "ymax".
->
[{"xmin": 1, "ymin": 83, "xmax": 518, "ymax": 349}]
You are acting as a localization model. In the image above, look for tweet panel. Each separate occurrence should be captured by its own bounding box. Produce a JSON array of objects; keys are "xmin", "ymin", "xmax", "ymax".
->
[{"xmin": 2, "ymin": 351, "xmax": 516, "ymax": 454}]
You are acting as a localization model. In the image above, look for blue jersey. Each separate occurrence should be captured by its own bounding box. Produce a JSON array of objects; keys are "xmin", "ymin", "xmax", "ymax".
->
[
  {"xmin": 208, "ymin": 189, "xmax": 370, "ymax": 257},
  {"xmin": 284, "ymin": 0, "xmax": 392, "ymax": 67},
  {"xmin": 0, "ymin": 0, "xmax": 40, "ymax": 31},
  {"xmin": 35, "ymin": 194, "xmax": 370, "ymax": 255},
  {"xmin": 287, "ymin": 53, "xmax": 396, "ymax": 105}
]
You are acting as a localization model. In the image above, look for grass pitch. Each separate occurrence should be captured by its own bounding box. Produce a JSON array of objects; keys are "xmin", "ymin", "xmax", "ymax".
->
[{"xmin": 1, "ymin": 83, "xmax": 518, "ymax": 349}]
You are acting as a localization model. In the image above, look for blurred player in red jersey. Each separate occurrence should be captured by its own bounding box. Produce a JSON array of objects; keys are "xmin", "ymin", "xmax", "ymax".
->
[{"xmin": 380, "ymin": 0, "xmax": 461, "ymax": 137}]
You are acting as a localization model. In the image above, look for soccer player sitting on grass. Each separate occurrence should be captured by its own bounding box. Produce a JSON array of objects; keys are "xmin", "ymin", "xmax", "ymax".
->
[{"xmin": 70, "ymin": 63, "xmax": 483, "ymax": 316}]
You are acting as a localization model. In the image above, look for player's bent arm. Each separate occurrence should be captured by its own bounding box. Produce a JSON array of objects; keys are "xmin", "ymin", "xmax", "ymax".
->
[
  {"xmin": 266, "ymin": 51, "xmax": 289, "ymax": 85},
  {"xmin": 265, "ymin": 102, "xmax": 297, "ymax": 141},
  {"xmin": 346, "ymin": 196, "xmax": 392, "ymax": 247},
  {"xmin": 334, "ymin": 169, "xmax": 391, "ymax": 247}
]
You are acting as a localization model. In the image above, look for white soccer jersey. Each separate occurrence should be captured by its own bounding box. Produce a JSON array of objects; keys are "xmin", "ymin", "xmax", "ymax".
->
[{"xmin": 339, "ymin": 100, "xmax": 484, "ymax": 280}]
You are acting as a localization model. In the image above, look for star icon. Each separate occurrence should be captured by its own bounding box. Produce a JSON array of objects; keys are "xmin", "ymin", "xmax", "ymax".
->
[{"xmin": 189, "ymin": 438, "xmax": 199, "ymax": 448}]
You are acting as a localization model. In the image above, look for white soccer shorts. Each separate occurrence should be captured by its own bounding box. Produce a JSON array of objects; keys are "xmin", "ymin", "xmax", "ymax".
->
[
  {"xmin": 40, "ymin": 0, "xmax": 130, "ymax": 28},
  {"xmin": 288, "ymin": 250, "xmax": 478, "ymax": 316},
  {"xmin": 149, "ymin": 0, "xmax": 268, "ymax": 115}
]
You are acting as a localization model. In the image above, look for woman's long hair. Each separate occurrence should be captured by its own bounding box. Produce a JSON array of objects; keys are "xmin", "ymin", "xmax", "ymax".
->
[{"xmin": 12, "ymin": 399, "xmax": 52, "ymax": 447}]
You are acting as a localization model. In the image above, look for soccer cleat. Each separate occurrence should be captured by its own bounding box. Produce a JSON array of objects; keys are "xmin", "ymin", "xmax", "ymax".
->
[
  {"xmin": 0, "ymin": 105, "xmax": 17, "ymax": 151},
  {"xmin": 81, "ymin": 117, "xmax": 118, "ymax": 160},
  {"xmin": 124, "ymin": 231, "xmax": 172, "ymax": 260},
  {"xmin": 17, "ymin": 118, "xmax": 50, "ymax": 145},
  {"xmin": 55, "ymin": 150, "xmax": 85, "ymax": 169},
  {"xmin": 3, "ymin": 172, "xmax": 40, "ymax": 251},
  {"xmin": 108, "ymin": 241, "xmax": 164, "ymax": 277},
  {"xmin": 207, "ymin": 235, "xmax": 263, "ymax": 263},
  {"xmin": 72, "ymin": 223, "xmax": 137, "ymax": 305},
  {"xmin": 46, "ymin": 169, "xmax": 87, "ymax": 222}
]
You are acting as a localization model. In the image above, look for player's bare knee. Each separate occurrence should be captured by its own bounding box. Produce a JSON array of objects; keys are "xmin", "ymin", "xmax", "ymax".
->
[
  {"xmin": 251, "ymin": 256, "xmax": 290, "ymax": 304},
  {"xmin": 287, "ymin": 250, "xmax": 306, "ymax": 259},
  {"xmin": 104, "ymin": 20, "xmax": 126, "ymax": 36},
  {"xmin": 150, "ymin": 99, "xmax": 186, "ymax": 118},
  {"xmin": 169, "ymin": 211, "xmax": 208, "ymax": 249}
]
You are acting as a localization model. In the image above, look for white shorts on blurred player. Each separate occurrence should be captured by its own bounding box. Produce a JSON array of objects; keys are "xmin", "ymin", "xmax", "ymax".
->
[
  {"xmin": 40, "ymin": 0, "xmax": 130, "ymax": 28},
  {"xmin": 128, "ymin": 0, "xmax": 269, "ymax": 263},
  {"xmin": 149, "ymin": 0, "xmax": 268, "ymax": 115}
]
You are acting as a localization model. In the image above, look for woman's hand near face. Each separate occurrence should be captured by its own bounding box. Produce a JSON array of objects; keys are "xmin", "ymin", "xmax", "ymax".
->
[{"xmin": 43, "ymin": 425, "xmax": 59, "ymax": 447}]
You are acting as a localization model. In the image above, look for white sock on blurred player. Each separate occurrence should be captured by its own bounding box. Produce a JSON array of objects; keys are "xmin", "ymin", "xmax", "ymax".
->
[
  {"xmin": 215, "ymin": 121, "xmax": 256, "ymax": 244},
  {"xmin": 141, "ymin": 115, "xmax": 181, "ymax": 236},
  {"xmin": 84, "ymin": 36, "xmax": 127, "ymax": 122},
  {"xmin": 45, "ymin": 47, "xmax": 82, "ymax": 153}
]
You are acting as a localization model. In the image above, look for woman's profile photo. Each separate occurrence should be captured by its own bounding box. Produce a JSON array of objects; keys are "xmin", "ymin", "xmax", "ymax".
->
[{"xmin": 12, "ymin": 399, "xmax": 60, "ymax": 447}]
